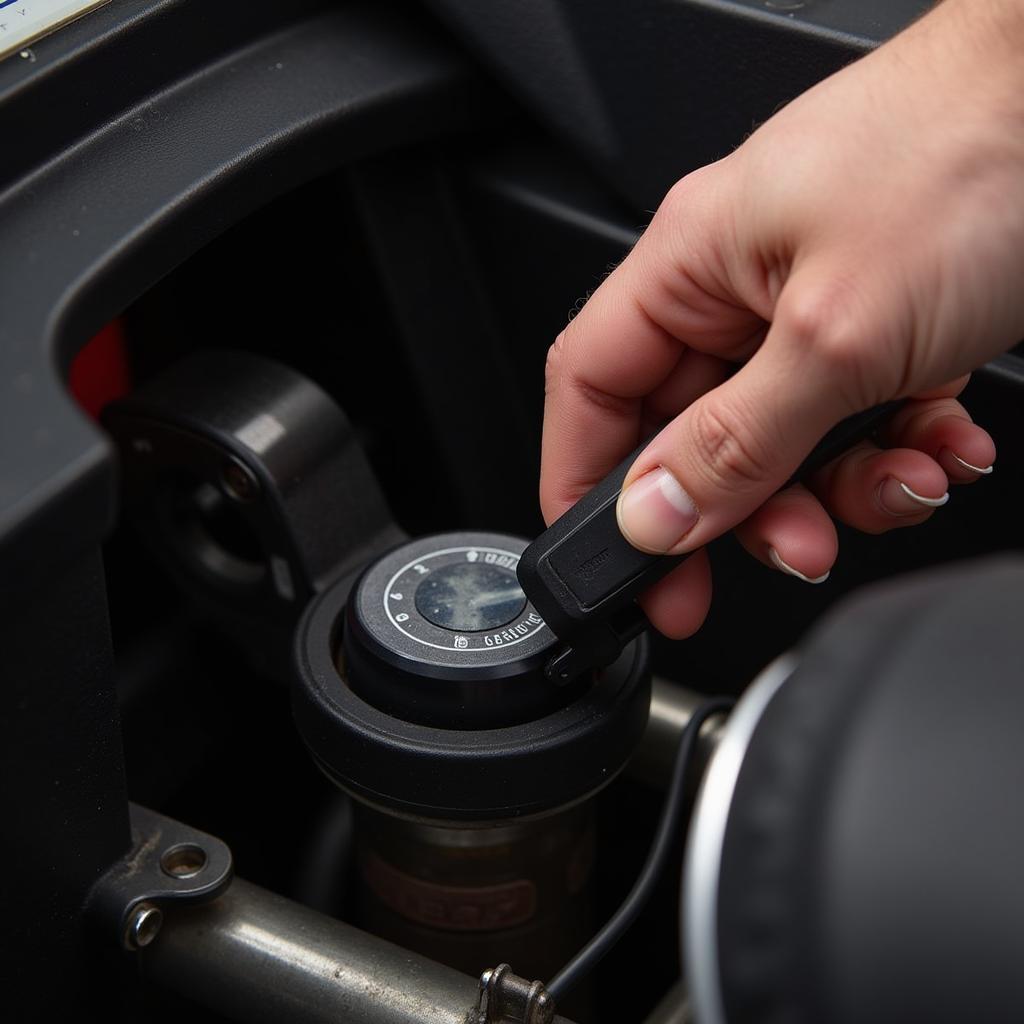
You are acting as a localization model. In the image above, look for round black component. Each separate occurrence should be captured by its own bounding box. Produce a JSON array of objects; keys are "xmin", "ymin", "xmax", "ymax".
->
[
  {"xmin": 101, "ymin": 350, "xmax": 398, "ymax": 681},
  {"xmin": 293, "ymin": 531, "xmax": 652, "ymax": 822},
  {"xmin": 708, "ymin": 557, "xmax": 1024, "ymax": 1024},
  {"xmin": 342, "ymin": 533, "xmax": 566, "ymax": 729}
]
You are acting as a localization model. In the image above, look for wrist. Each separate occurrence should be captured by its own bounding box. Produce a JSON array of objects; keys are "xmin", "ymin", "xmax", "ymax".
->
[{"xmin": 912, "ymin": 0, "xmax": 1024, "ymax": 122}]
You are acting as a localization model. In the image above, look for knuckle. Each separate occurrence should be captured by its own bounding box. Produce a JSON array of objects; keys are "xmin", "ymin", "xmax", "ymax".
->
[
  {"xmin": 657, "ymin": 174, "xmax": 703, "ymax": 233},
  {"xmin": 689, "ymin": 400, "xmax": 773, "ymax": 491},
  {"xmin": 658, "ymin": 161, "xmax": 727, "ymax": 228},
  {"xmin": 545, "ymin": 328, "xmax": 635, "ymax": 420},
  {"xmin": 815, "ymin": 318, "xmax": 867, "ymax": 375},
  {"xmin": 660, "ymin": 176, "xmax": 693, "ymax": 219},
  {"xmin": 780, "ymin": 283, "xmax": 880, "ymax": 407},
  {"xmin": 661, "ymin": 165, "xmax": 714, "ymax": 214},
  {"xmin": 783, "ymin": 285, "xmax": 857, "ymax": 356},
  {"xmin": 544, "ymin": 331, "xmax": 571, "ymax": 395},
  {"xmin": 571, "ymin": 376, "xmax": 637, "ymax": 421}
]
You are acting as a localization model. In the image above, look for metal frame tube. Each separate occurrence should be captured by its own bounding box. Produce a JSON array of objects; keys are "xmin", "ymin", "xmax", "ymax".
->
[
  {"xmin": 629, "ymin": 678, "xmax": 728, "ymax": 788},
  {"xmin": 142, "ymin": 878, "xmax": 575, "ymax": 1024},
  {"xmin": 139, "ymin": 686, "xmax": 723, "ymax": 1024}
]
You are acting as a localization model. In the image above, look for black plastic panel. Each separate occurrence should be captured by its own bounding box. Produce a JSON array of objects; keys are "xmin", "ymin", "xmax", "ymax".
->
[
  {"xmin": 719, "ymin": 558, "xmax": 1024, "ymax": 1024},
  {"xmin": 723, "ymin": 0, "xmax": 930, "ymax": 40},
  {"xmin": 0, "ymin": 551, "xmax": 129, "ymax": 1018},
  {"xmin": 423, "ymin": 0, "xmax": 931, "ymax": 207},
  {"xmin": 0, "ymin": 0, "xmax": 482, "ymax": 602}
]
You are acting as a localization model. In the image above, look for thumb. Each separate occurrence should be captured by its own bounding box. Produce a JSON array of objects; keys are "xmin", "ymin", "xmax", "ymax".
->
[{"xmin": 615, "ymin": 308, "xmax": 855, "ymax": 554}]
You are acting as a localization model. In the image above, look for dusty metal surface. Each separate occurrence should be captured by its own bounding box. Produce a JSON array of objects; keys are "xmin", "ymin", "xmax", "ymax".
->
[
  {"xmin": 87, "ymin": 803, "xmax": 233, "ymax": 947},
  {"xmin": 141, "ymin": 878, "xmax": 577, "ymax": 1024}
]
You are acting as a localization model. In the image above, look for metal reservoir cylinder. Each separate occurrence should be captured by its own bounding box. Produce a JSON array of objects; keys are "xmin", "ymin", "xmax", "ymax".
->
[
  {"xmin": 352, "ymin": 801, "xmax": 594, "ymax": 982},
  {"xmin": 293, "ymin": 531, "xmax": 652, "ymax": 982}
]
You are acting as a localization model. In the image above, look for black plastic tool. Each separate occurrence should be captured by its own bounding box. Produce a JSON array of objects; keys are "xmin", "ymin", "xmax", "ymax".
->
[{"xmin": 518, "ymin": 402, "xmax": 904, "ymax": 684}]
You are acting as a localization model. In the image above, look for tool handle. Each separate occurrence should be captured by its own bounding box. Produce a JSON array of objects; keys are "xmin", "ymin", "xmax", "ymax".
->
[{"xmin": 518, "ymin": 401, "xmax": 903, "ymax": 683}]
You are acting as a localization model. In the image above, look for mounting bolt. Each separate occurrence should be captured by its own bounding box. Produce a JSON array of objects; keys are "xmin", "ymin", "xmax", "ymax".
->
[
  {"xmin": 124, "ymin": 902, "xmax": 163, "ymax": 950},
  {"xmin": 474, "ymin": 964, "xmax": 555, "ymax": 1024}
]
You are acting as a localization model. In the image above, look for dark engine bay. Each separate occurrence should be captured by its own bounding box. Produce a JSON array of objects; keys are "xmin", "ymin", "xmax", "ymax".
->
[{"xmin": 3, "ymin": 2, "xmax": 1023, "ymax": 1022}]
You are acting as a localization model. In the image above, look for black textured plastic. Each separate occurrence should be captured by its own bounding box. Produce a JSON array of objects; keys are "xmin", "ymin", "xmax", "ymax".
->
[
  {"xmin": 104, "ymin": 351, "xmax": 403, "ymax": 675},
  {"xmin": 519, "ymin": 404, "xmax": 902, "ymax": 680},
  {"xmin": 519, "ymin": 445, "xmax": 685, "ymax": 636},
  {"xmin": 0, "ymin": 0, "xmax": 481, "ymax": 599},
  {"xmin": 716, "ymin": 557, "xmax": 1024, "ymax": 1024},
  {"xmin": 422, "ymin": 0, "xmax": 930, "ymax": 208}
]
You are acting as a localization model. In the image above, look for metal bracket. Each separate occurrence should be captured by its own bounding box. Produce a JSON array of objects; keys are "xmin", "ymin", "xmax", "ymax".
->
[
  {"xmin": 88, "ymin": 803, "xmax": 233, "ymax": 949},
  {"xmin": 472, "ymin": 964, "xmax": 555, "ymax": 1024}
]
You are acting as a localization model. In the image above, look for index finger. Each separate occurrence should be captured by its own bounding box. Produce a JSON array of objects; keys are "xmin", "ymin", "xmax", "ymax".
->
[
  {"xmin": 539, "ymin": 206, "xmax": 763, "ymax": 524},
  {"xmin": 540, "ymin": 256, "xmax": 682, "ymax": 523}
]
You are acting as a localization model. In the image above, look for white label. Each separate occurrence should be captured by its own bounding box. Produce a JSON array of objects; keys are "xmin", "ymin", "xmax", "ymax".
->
[
  {"xmin": 235, "ymin": 413, "xmax": 286, "ymax": 455},
  {"xmin": 1, "ymin": 1, "xmax": 111, "ymax": 60}
]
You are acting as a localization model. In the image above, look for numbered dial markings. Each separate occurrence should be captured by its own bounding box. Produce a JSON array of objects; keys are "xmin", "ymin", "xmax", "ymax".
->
[{"xmin": 383, "ymin": 547, "xmax": 547, "ymax": 653}]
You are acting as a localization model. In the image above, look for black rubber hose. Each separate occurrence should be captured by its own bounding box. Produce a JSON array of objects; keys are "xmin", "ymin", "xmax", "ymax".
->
[{"xmin": 547, "ymin": 697, "xmax": 734, "ymax": 1001}]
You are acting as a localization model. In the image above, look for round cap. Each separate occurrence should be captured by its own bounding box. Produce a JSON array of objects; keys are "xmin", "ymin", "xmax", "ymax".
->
[
  {"xmin": 342, "ymin": 533, "xmax": 561, "ymax": 728},
  {"xmin": 293, "ymin": 531, "xmax": 652, "ymax": 822}
]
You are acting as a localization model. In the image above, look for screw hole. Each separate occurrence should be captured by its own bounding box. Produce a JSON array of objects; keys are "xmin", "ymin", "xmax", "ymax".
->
[
  {"xmin": 126, "ymin": 903, "xmax": 163, "ymax": 949},
  {"xmin": 161, "ymin": 843, "xmax": 208, "ymax": 879}
]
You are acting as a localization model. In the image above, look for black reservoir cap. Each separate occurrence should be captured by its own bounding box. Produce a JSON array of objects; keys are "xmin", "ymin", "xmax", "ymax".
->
[{"xmin": 292, "ymin": 532, "xmax": 654, "ymax": 821}]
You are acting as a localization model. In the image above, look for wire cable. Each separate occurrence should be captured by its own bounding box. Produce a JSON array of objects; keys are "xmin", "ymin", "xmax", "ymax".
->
[{"xmin": 546, "ymin": 697, "xmax": 735, "ymax": 1001}]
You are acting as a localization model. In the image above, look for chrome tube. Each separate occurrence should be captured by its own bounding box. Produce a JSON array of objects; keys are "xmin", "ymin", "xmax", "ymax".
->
[
  {"xmin": 142, "ymin": 878, "xmax": 575, "ymax": 1024},
  {"xmin": 629, "ymin": 678, "xmax": 729, "ymax": 788}
]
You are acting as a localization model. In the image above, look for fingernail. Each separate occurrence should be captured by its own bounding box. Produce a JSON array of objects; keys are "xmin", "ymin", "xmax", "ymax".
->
[
  {"xmin": 768, "ymin": 548, "xmax": 830, "ymax": 584},
  {"xmin": 877, "ymin": 478, "xmax": 949, "ymax": 516},
  {"xmin": 617, "ymin": 466, "xmax": 700, "ymax": 553},
  {"xmin": 939, "ymin": 447, "xmax": 994, "ymax": 476}
]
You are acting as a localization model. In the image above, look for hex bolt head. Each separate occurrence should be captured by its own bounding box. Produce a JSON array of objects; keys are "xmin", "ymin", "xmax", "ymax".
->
[{"xmin": 124, "ymin": 902, "xmax": 163, "ymax": 950}]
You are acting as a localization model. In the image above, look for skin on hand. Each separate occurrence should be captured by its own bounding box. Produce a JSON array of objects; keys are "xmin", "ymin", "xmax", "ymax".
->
[{"xmin": 540, "ymin": 0, "xmax": 1024, "ymax": 638}]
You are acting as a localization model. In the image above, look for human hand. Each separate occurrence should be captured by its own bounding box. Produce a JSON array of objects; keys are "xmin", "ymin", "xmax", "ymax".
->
[{"xmin": 540, "ymin": 0, "xmax": 1024, "ymax": 638}]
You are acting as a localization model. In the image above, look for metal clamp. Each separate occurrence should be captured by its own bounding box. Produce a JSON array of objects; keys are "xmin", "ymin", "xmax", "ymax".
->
[
  {"xmin": 88, "ymin": 803, "xmax": 233, "ymax": 950},
  {"xmin": 472, "ymin": 964, "xmax": 555, "ymax": 1024}
]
